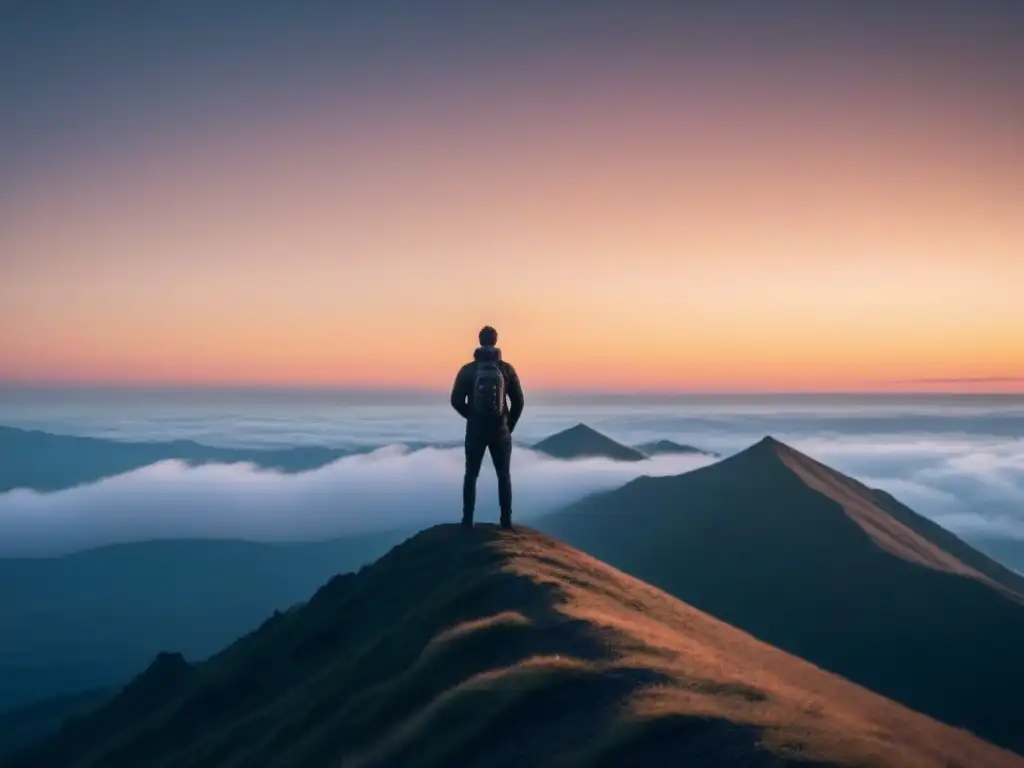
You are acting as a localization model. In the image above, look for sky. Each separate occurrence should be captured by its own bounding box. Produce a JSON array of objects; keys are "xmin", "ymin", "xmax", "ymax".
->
[{"xmin": 1, "ymin": 1, "xmax": 1022, "ymax": 392}]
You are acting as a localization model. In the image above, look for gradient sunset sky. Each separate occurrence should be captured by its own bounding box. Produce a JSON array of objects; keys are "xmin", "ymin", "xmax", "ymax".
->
[{"xmin": 2, "ymin": 1, "xmax": 1022, "ymax": 393}]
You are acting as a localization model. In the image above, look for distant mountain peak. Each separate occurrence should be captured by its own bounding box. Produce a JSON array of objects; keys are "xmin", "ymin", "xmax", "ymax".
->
[
  {"xmin": 538, "ymin": 440, "xmax": 1024, "ymax": 753},
  {"xmin": 744, "ymin": 435, "xmax": 791, "ymax": 455},
  {"xmin": 533, "ymin": 424, "xmax": 646, "ymax": 462},
  {"xmin": 711, "ymin": 438, "xmax": 1024, "ymax": 596},
  {"xmin": 558, "ymin": 423, "xmax": 605, "ymax": 439},
  {"xmin": 722, "ymin": 436, "xmax": 842, "ymax": 478},
  {"xmin": 635, "ymin": 439, "xmax": 716, "ymax": 457}
]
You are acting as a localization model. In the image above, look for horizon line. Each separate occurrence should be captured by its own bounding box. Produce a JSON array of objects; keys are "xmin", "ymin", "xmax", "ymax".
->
[{"xmin": 1, "ymin": 382, "xmax": 1022, "ymax": 399}]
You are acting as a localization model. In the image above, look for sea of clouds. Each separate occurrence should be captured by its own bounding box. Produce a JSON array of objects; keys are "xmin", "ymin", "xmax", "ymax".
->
[
  {"xmin": 0, "ymin": 436, "xmax": 1021, "ymax": 557},
  {"xmin": 0, "ymin": 394, "xmax": 1022, "ymax": 557},
  {"xmin": 0, "ymin": 448, "xmax": 714, "ymax": 556},
  {"xmin": 785, "ymin": 435, "xmax": 1024, "ymax": 541}
]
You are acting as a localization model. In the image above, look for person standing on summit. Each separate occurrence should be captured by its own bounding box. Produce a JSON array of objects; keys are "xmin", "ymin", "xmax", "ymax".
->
[{"xmin": 450, "ymin": 326, "xmax": 524, "ymax": 529}]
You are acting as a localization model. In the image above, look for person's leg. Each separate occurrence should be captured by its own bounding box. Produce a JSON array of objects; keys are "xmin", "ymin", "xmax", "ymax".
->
[
  {"xmin": 463, "ymin": 430, "xmax": 487, "ymax": 526},
  {"xmin": 488, "ymin": 431, "xmax": 513, "ymax": 528}
]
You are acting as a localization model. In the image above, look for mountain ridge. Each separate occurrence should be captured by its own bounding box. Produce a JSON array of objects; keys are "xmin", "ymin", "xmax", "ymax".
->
[
  {"xmin": 9, "ymin": 525, "xmax": 1019, "ymax": 767},
  {"xmin": 0, "ymin": 425, "xmax": 354, "ymax": 493},
  {"xmin": 746, "ymin": 437, "xmax": 1024, "ymax": 596},
  {"xmin": 0, "ymin": 532, "xmax": 407, "ymax": 713},
  {"xmin": 538, "ymin": 436, "xmax": 1024, "ymax": 753},
  {"xmin": 0, "ymin": 423, "xmax": 714, "ymax": 494}
]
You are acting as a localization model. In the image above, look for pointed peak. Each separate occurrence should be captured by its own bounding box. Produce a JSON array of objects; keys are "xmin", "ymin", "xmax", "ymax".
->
[
  {"xmin": 135, "ymin": 651, "xmax": 192, "ymax": 685},
  {"xmin": 537, "ymin": 423, "xmax": 614, "ymax": 442},
  {"xmin": 711, "ymin": 436, "xmax": 821, "ymax": 479},
  {"xmin": 741, "ymin": 435, "xmax": 803, "ymax": 460},
  {"xmin": 104, "ymin": 651, "xmax": 195, "ymax": 721},
  {"xmin": 731, "ymin": 435, "xmax": 781, "ymax": 457},
  {"xmin": 565, "ymin": 422, "xmax": 598, "ymax": 434},
  {"xmin": 534, "ymin": 424, "xmax": 646, "ymax": 461}
]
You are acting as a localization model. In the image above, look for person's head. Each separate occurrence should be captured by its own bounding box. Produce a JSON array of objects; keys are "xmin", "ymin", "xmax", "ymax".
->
[{"xmin": 478, "ymin": 326, "xmax": 498, "ymax": 347}]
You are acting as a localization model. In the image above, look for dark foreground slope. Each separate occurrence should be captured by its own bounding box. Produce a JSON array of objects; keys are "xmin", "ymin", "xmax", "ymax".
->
[
  {"xmin": 533, "ymin": 424, "xmax": 646, "ymax": 461},
  {"xmin": 539, "ymin": 437, "xmax": 1024, "ymax": 754},
  {"xmin": 11, "ymin": 526, "xmax": 1020, "ymax": 768}
]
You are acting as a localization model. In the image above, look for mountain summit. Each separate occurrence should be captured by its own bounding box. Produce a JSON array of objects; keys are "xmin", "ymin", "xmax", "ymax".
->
[
  {"xmin": 539, "ymin": 436, "xmax": 1024, "ymax": 754},
  {"xmin": 744, "ymin": 437, "xmax": 1024, "ymax": 595},
  {"xmin": 10, "ymin": 525, "xmax": 1019, "ymax": 767},
  {"xmin": 532, "ymin": 423, "xmax": 645, "ymax": 461}
]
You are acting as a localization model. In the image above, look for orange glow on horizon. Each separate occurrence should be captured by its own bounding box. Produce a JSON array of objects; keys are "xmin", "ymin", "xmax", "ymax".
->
[{"xmin": 2, "ymin": 58, "xmax": 1021, "ymax": 393}]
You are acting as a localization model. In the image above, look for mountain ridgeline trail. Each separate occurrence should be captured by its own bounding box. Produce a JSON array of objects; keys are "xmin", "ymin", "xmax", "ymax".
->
[
  {"xmin": 10, "ymin": 525, "xmax": 1020, "ymax": 768},
  {"xmin": 539, "ymin": 436, "xmax": 1024, "ymax": 755}
]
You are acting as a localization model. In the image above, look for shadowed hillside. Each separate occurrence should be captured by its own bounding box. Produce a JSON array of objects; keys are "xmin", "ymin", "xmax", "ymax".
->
[
  {"xmin": 0, "ymin": 532, "xmax": 407, "ymax": 713},
  {"xmin": 533, "ymin": 424, "xmax": 646, "ymax": 461},
  {"xmin": 539, "ymin": 437, "xmax": 1024, "ymax": 754},
  {"xmin": 9, "ymin": 526, "xmax": 1020, "ymax": 768},
  {"xmin": 0, "ymin": 689, "xmax": 111, "ymax": 761}
]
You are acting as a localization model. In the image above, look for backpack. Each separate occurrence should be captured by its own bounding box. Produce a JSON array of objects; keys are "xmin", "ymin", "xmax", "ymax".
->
[{"xmin": 472, "ymin": 361, "xmax": 506, "ymax": 421}]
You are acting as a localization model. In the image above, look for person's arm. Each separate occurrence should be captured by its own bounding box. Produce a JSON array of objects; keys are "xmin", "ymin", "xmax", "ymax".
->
[
  {"xmin": 450, "ymin": 367, "xmax": 471, "ymax": 419},
  {"xmin": 505, "ymin": 364, "xmax": 524, "ymax": 432}
]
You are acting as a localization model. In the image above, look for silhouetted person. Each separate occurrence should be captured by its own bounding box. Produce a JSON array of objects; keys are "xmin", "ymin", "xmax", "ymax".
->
[{"xmin": 450, "ymin": 326, "xmax": 524, "ymax": 529}]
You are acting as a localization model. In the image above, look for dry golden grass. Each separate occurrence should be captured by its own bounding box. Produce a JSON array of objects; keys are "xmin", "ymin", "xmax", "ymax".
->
[
  {"xmin": 776, "ymin": 441, "xmax": 996, "ymax": 584},
  {"xmin": 493, "ymin": 528, "xmax": 1023, "ymax": 768},
  {"xmin": 538, "ymin": 436, "xmax": 1024, "ymax": 756},
  {"xmin": 15, "ymin": 523, "xmax": 1021, "ymax": 768},
  {"xmin": 426, "ymin": 611, "xmax": 533, "ymax": 650}
]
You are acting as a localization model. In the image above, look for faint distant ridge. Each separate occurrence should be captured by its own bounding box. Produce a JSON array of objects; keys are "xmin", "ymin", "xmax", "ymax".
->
[
  {"xmin": 0, "ymin": 422, "xmax": 715, "ymax": 494},
  {"xmin": 539, "ymin": 434, "xmax": 1024, "ymax": 754},
  {"xmin": 532, "ymin": 423, "xmax": 646, "ymax": 462},
  {"xmin": 635, "ymin": 439, "xmax": 718, "ymax": 457},
  {"xmin": 9, "ymin": 525, "xmax": 1019, "ymax": 767},
  {"xmin": 0, "ymin": 425, "xmax": 352, "ymax": 493}
]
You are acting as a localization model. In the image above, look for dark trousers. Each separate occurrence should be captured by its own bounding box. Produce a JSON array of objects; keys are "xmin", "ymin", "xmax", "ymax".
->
[{"xmin": 463, "ymin": 428, "xmax": 512, "ymax": 522}]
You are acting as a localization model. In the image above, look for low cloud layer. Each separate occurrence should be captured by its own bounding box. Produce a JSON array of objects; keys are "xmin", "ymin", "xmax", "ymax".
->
[
  {"xmin": 1, "ymin": 433, "xmax": 1022, "ymax": 558},
  {"xmin": 784, "ymin": 435, "xmax": 1024, "ymax": 542},
  {"xmin": 0, "ymin": 448, "xmax": 715, "ymax": 556}
]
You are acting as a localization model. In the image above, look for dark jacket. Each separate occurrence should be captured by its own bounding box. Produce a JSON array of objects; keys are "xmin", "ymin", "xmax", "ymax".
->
[{"xmin": 450, "ymin": 346, "xmax": 524, "ymax": 433}]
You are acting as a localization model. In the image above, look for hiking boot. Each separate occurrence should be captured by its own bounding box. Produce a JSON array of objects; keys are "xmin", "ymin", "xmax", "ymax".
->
[
  {"xmin": 500, "ymin": 515, "xmax": 512, "ymax": 530},
  {"xmin": 461, "ymin": 515, "xmax": 473, "ymax": 529}
]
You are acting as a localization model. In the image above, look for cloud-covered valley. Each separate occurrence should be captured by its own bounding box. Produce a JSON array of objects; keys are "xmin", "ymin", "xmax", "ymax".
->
[
  {"xmin": 0, "ymin": 447, "xmax": 715, "ymax": 556},
  {"xmin": 0, "ymin": 430, "xmax": 1022, "ymax": 557}
]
